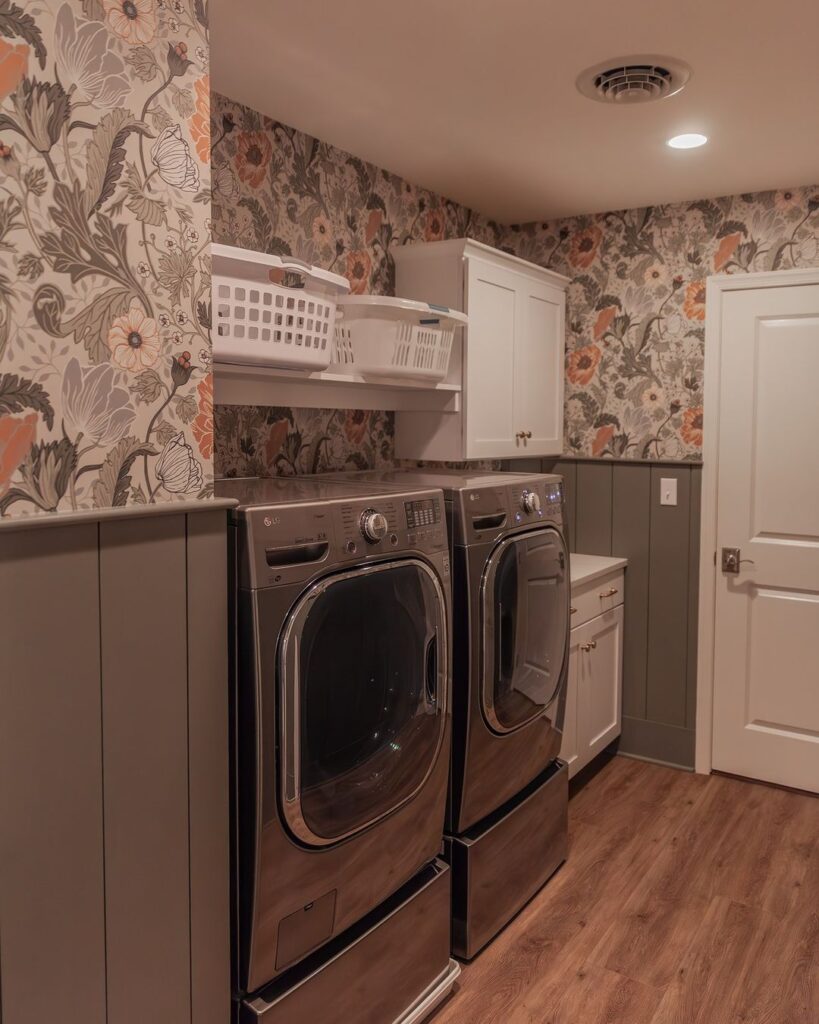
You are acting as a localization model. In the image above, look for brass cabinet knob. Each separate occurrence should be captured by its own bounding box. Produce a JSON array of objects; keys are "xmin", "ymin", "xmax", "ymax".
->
[
  {"xmin": 580, "ymin": 640, "xmax": 597, "ymax": 652},
  {"xmin": 570, "ymin": 606, "xmax": 577, "ymax": 615}
]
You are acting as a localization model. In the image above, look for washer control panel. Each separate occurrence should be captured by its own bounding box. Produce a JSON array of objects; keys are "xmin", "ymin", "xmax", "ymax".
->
[{"xmin": 405, "ymin": 497, "xmax": 442, "ymax": 531}]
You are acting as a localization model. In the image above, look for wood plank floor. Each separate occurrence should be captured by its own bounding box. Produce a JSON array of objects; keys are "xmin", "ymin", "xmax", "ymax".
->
[{"xmin": 432, "ymin": 755, "xmax": 819, "ymax": 1024}]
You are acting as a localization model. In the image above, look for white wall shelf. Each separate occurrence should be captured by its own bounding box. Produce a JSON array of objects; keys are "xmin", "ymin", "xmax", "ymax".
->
[{"xmin": 213, "ymin": 360, "xmax": 462, "ymax": 412}]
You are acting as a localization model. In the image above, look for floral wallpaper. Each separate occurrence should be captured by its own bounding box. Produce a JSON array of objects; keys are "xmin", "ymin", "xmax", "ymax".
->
[
  {"xmin": 210, "ymin": 94, "xmax": 819, "ymax": 470},
  {"xmin": 210, "ymin": 91, "xmax": 502, "ymax": 478},
  {"xmin": 501, "ymin": 186, "xmax": 819, "ymax": 460},
  {"xmin": 0, "ymin": 0, "xmax": 210, "ymax": 518},
  {"xmin": 210, "ymin": 92, "xmax": 501, "ymax": 295},
  {"xmin": 214, "ymin": 404, "xmax": 393, "ymax": 479}
]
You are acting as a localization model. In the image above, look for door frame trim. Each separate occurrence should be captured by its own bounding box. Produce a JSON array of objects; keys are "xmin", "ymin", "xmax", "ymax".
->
[{"xmin": 695, "ymin": 266, "xmax": 819, "ymax": 775}]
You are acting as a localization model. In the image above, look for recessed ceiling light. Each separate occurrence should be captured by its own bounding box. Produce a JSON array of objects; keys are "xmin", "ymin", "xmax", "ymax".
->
[{"xmin": 667, "ymin": 133, "xmax": 708, "ymax": 149}]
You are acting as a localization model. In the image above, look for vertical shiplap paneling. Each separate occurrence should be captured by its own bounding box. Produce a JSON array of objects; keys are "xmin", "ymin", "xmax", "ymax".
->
[
  {"xmin": 645, "ymin": 466, "xmax": 692, "ymax": 727},
  {"xmin": 574, "ymin": 462, "xmax": 613, "ymax": 555},
  {"xmin": 186, "ymin": 512, "xmax": 231, "ymax": 1024},
  {"xmin": 686, "ymin": 466, "xmax": 703, "ymax": 731},
  {"xmin": 611, "ymin": 464, "xmax": 652, "ymax": 720},
  {"xmin": 0, "ymin": 525, "xmax": 107, "ymax": 1024},
  {"xmin": 100, "ymin": 515, "xmax": 191, "ymax": 1024}
]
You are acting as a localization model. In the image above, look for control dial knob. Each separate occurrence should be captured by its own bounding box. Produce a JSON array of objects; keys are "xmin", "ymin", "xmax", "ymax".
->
[
  {"xmin": 360, "ymin": 508, "xmax": 389, "ymax": 543},
  {"xmin": 521, "ymin": 490, "xmax": 541, "ymax": 514}
]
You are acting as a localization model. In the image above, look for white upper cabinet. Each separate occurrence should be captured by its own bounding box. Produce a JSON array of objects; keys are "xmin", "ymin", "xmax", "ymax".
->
[{"xmin": 394, "ymin": 239, "xmax": 568, "ymax": 461}]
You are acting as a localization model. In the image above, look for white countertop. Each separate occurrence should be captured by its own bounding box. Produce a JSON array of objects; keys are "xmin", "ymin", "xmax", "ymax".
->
[{"xmin": 570, "ymin": 553, "xmax": 628, "ymax": 587}]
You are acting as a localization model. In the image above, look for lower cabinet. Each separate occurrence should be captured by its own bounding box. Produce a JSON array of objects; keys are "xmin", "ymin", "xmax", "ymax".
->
[{"xmin": 561, "ymin": 572, "xmax": 624, "ymax": 779}]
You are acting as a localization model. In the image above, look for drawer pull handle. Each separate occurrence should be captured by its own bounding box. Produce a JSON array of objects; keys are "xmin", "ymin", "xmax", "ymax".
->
[
  {"xmin": 580, "ymin": 640, "xmax": 597, "ymax": 652},
  {"xmin": 570, "ymin": 606, "xmax": 577, "ymax": 615},
  {"xmin": 599, "ymin": 587, "xmax": 619, "ymax": 598}
]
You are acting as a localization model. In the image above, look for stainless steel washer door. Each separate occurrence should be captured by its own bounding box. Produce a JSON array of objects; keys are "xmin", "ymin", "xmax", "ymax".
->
[
  {"xmin": 279, "ymin": 559, "xmax": 447, "ymax": 847},
  {"xmin": 481, "ymin": 527, "xmax": 569, "ymax": 734}
]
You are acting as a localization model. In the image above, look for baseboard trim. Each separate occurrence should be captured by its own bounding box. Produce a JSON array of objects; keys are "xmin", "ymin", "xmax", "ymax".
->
[{"xmin": 617, "ymin": 716, "xmax": 695, "ymax": 770}]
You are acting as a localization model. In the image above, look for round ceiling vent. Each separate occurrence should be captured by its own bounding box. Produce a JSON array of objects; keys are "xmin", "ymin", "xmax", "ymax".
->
[{"xmin": 577, "ymin": 56, "xmax": 692, "ymax": 104}]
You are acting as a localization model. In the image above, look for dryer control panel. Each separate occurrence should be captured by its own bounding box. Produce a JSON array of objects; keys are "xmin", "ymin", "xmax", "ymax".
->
[{"xmin": 454, "ymin": 474, "xmax": 564, "ymax": 545}]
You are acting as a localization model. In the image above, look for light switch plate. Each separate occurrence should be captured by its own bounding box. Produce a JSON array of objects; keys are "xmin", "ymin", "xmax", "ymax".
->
[{"xmin": 660, "ymin": 477, "xmax": 678, "ymax": 506}]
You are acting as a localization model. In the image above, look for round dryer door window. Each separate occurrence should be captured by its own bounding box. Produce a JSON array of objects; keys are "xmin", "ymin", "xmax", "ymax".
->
[
  {"xmin": 278, "ymin": 559, "xmax": 447, "ymax": 846},
  {"xmin": 481, "ymin": 526, "xmax": 570, "ymax": 733}
]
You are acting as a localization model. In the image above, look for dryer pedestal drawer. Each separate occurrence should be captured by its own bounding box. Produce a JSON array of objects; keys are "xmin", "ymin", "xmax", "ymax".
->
[
  {"xmin": 446, "ymin": 760, "xmax": 568, "ymax": 960},
  {"xmin": 240, "ymin": 860, "xmax": 457, "ymax": 1024}
]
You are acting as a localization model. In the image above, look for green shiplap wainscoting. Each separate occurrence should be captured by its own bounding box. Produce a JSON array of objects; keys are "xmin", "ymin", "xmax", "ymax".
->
[
  {"xmin": 530, "ymin": 458, "xmax": 702, "ymax": 770},
  {"xmin": 0, "ymin": 504, "xmax": 233, "ymax": 1024}
]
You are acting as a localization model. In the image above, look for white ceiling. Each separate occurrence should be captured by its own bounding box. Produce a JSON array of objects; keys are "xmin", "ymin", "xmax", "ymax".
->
[{"xmin": 212, "ymin": 0, "xmax": 819, "ymax": 222}]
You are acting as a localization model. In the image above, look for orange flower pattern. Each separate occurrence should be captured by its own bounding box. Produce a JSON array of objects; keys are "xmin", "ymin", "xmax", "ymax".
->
[
  {"xmin": 192, "ymin": 374, "xmax": 213, "ymax": 459},
  {"xmin": 424, "ymin": 207, "xmax": 446, "ymax": 242},
  {"xmin": 680, "ymin": 407, "xmax": 704, "ymax": 448},
  {"xmin": 0, "ymin": 412, "xmax": 37, "ymax": 497},
  {"xmin": 234, "ymin": 130, "xmax": 272, "ymax": 189},
  {"xmin": 568, "ymin": 225, "xmax": 602, "ymax": 269},
  {"xmin": 683, "ymin": 281, "xmax": 707, "ymax": 321},
  {"xmin": 593, "ymin": 306, "xmax": 618, "ymax": 341},
  {"xmin": 189, "ymin": 74, "xmax": 210, "ymax": 163},
  {"xmin": 713, "ymin": 232, "xmax": 742, "ymax": 272},
  {"xmin": 0, "ymin": 39, "xmax": 28, "ymax": 101},
  {"xmin": 567, "ymin": 343, "xmax": 601, "ymax": 386},
  {"xmin": 344, "ymin": 409, "xmax": 369, "ymax": 444},
  {"xmin": 345, "ymin": 250, "xmax": 372, "ymax": 295}
]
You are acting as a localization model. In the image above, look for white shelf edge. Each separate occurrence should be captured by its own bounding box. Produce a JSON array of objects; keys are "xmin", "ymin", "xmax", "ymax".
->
[{"xmin": 213, "ymin": 360, "xmax": 462, "ymax": 413}]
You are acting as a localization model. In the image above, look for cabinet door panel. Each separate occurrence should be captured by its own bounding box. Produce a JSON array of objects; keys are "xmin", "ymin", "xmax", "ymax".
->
[
  {"xmin": 514, "ymin": 281, "xmax": 565, "ymax": 456},
  {"xmin": 464, "ymin": 258, "xmax": 519, "ymax": 458},
  {"xmin": 560, "ymin": 629, "xmax": 581, "ymax": 778},
  {"xmin": 579, "ymin": 606, "xmax": 624, "ymax": 761}
]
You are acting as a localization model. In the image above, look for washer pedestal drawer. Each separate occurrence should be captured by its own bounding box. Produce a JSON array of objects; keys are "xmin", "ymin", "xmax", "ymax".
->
[
  {"xmin": 238, "ymin": 860, "xmax": 456, "ymax": 1024},
  {"xmin": 446, "ymin": 760, "xmax": 568, "ymax": 961}
]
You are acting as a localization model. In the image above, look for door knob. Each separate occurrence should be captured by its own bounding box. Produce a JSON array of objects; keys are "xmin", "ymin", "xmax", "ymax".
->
[{"xmin": 721, "ymin": 547, "xmax": 756, "ymax": 574}]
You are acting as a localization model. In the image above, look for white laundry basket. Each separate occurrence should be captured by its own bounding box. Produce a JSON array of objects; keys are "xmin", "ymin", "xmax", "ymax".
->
[
  {"xmin": 212, "ymin": 244, "xmax": 350, "ymax": 371},
  {"xmin": 331, "ymin": 297, "xmax": 468, "ymax": 381}
]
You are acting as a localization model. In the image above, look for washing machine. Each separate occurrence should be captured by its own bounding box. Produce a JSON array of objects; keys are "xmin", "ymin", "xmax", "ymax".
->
[
  {"xmin": 216, "ymin": 476, "xmax": 459, "ymax": 1022},
  {"xmin": 323, "ymin": 470, "xmax": 570, "ymax": 958}
]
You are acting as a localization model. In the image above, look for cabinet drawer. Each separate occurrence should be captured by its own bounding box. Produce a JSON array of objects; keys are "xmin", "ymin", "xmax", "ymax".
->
[{"xmin": 570, "ymin": 570, "xmax": 624, "ymax": 629}]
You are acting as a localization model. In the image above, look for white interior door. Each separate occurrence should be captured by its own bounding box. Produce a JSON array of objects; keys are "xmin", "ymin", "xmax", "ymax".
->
[{"xmin": 711, "ymin": 282, "xmax": 819, "ymax": 792}]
